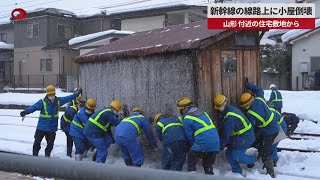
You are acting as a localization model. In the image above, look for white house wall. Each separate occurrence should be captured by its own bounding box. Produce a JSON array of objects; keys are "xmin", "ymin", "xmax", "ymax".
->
[
  {"xmin": 291, "ymin": 30, "xmax": 320, "ymax": 90},
  {"xmin": 121, "ymin": 15, "xmax": 165, "ymax": 32},
  {"xmin": 80, "ymin": 49, "xmax": 95, "ymax": 56}
]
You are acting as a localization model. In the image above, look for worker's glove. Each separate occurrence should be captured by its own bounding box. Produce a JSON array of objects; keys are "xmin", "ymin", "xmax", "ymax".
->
[
  {"xmin": 244, "ymin": 77, "xmax": 249, "ymax": 84},
  {"xmin": 20, "ymin": 111, "xmax": 27, "ymax": 117},
  {"xmin": 74, "ymin": 88, "xmax": 82, "ymax": 96}
]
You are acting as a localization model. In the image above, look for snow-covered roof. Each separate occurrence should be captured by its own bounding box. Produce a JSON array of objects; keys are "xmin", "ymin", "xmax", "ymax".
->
[
  {"xmin": 106, "ymin": 0, "xmax": 296, "ymax": 14},
  {"xmin": 106, "ymin": 0, "xmax": 213, "ymax": 15},
  {"xmin": 28, "ymin": 8, "xmax": 74, "ymax": 15},
  {"xmin": 266, "ymin": 30, "xmax": 290, "ymax": 39},
  {"xmin": 231, "ymin": 0, "xmax": 295, "ymax": 2},
  {"xmin": 0, "ymin": 20, "xmax": 11, "ymax": 26},
  {"xmin": 0, "ymin": 42, "xmax": 14, "ymax": 49},
  {"xmin": 69, "ymin": 30, "xmax": 135, "ymax": 46},
  {"xmin": 282, "ymin": 19, "xmax": 320, "ymax": 43},
  {"xmin": 260, "ymin": 38, "xmax": 276, "ymax": 46}
]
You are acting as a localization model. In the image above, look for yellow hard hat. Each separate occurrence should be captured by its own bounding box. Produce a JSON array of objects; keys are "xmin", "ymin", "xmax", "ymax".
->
[
  {"xmin": 240, "ymin": 93, "xmax": 254, "ymax": 107},
  {"xmin": 154, "ymin": 113, "xmax": 163, "ymax": 124},
  {"xmin": 110, "ymin": 100, "xmax": 122, "ymax": 111},
  {"xmin": 76, "ymin": 95, "xmax": 82, "ymax": 102},
  {"xmin": 85, "ymin": 98, "xmax": 97, "ymax": 110},
  {"xmin": 214, "ymin": 94, "xmax": 228, "ymax": 110},
  {"xmin": 46, "ymin": 85, "xmax": 56, "ymax": 95},
  {"xmin": 177, "ymin": 97, "xmax": 192, "ymax": 110},
  {"xmin": 132, "ymin": 107, "xmax": 143, "ymax": 114}
]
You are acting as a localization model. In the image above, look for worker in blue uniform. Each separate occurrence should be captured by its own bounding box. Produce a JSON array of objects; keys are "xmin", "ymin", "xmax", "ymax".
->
[
  {"xmin": 269, "ymin": 84, "xmax": 283, "ymax": 113},
  {"xmin": 83, "ymin": 100, "xmax": 122, "ymax": 163},
  {"xmin": 114, "ymin": 107, "xmax": 157, "ymax": 167},
  {"xmin": 60, "ymin": 95, "xmax": 84, "ymax": 158},
  {"xmin": 214, "ymin": 94, "xmax": 256, "ymax": 175},
  {"xmin": 177, "ymin": 97, "xmax": 220, "ymax": 175},
  {"xmin": 154, "ymin": 113, "xmax": 187, "ymax": 171},
  {"xmin": 240, "ymin": 78, "xmax": 280, "ymax": 178},
  {"xmin": 20, "ymin": 85, "xmax": 81, "ymax": 157},
  {"xmin": 270, "ymin": 108, "xmax": 287, "ymax": 167},
  {"xmin": 69, "ymin": 98, "xmax": 96, "ymax": 161}
]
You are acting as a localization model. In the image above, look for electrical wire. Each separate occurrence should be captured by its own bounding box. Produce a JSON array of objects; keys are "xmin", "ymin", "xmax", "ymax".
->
[
  {"xmin": 0, "ymin": 0, "xmax": 64, "ymax": 20},
  {"xmin": 0, "ymin": 0, "xmax": 41, "ymax": 8}
]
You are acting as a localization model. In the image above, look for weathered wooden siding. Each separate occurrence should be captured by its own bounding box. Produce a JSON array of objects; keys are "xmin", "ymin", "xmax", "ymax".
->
[
  {"xmin": 79, "ymin": 50, "xmax": 196, "ymax": 120},
  {"xmin": 196, "ymin": 31, "xmax": 260, "ymax": 122}
]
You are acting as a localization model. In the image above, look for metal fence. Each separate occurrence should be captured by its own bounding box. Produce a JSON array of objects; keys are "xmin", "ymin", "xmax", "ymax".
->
[{"xmin": 1, "ymin": 74, "xmax": 78, "ymax": 92}]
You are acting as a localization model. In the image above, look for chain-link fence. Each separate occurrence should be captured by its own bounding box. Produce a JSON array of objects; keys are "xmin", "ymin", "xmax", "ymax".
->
[{"xmin": 1, "ymin": 74, "xmax": 75, "ymax": 91}]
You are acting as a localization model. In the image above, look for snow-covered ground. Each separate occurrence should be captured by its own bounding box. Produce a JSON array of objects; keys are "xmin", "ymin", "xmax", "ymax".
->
[
  {"xmin": 0, "ymin": 89, "xmax": 72, "ymax": 106},
  {"xmin": 0, "ymin": 90, "xmax": 320, "ymax": 179}
]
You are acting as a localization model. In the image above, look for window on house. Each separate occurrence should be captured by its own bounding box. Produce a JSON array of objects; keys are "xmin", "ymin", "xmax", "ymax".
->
[
  {"xmin": 235, "ymin": 33, "xmax": 256, "ymax": 46},
  {"xmin": 221, "ymin": 53, "xmax": 237, "ymax": 76},
  {"xmin": 40, "ymin": 59, "xmax": 52, "ymax": 72},
  {"xmin": 27, "ymin": 23, "xmax": 39, "ymax": 38},
  {"xmin": 58, "ymin": 24, "xmax": 73, "ymax": 38},
  {"xmin": 0, "ymin": 33, "xmax": 7, "ymax": 42},
  {"xmin": 311, "ymin": 57, "xmax": 320, "ymax": 72}
]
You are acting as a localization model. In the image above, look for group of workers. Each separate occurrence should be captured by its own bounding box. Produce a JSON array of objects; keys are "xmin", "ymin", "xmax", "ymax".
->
[{"xmin": 19, "ymin": 78, "xmax": 297, "ymax": 178}]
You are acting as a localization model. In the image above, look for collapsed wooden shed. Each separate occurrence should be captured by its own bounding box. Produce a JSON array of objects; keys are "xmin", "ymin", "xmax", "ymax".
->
[{"xmin": 75, "ymin": 20, "xmax": 260, "ymax": 122}]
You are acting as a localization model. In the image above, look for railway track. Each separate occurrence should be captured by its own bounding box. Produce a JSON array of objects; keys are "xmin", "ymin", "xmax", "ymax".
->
[{"xmin": 277, "ymin": 132, "xmax": 320, "ymax": 153}]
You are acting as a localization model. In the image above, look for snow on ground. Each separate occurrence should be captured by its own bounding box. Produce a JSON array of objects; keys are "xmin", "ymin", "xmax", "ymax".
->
[
  {"xmin": 0, "ymin": 89, "xmax": 72, "ymax": 106},
  {"xmin": 264, "ymin": 90, "xmax": 320, "ymax": 123},
  {"xmin": 0, "ymin": 90, "xmax": 320, "ymax": 179}
]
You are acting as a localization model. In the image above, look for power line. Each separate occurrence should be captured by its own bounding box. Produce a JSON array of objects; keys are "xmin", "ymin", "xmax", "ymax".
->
[
  {"xmin": 70, "ymin": 0, "xmax": 150, "ymax": 13},
  {"xmin": 0, "ymin": 0, "xmax": 40, "ymax": 8},
  {"xmin": 0, "ymin": 0, "xmax": 64, "ymax": 20}
]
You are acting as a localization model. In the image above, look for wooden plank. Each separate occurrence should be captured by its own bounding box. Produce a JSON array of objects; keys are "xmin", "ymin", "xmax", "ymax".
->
[
  {"xmin": 211, "ymin": 50, "xmax": 222, "ymax": 96},
  {"xmin": 210, "ymin": 49, "xmax": 221, "ymax": 125},
  {"xmin": 203, "ymin": 50, "xmax": 213, "ymax": 116},
  {"xmin": 236, "ymin": 50, "xmax": 244, "ymax": 106},
  {"xmin": 222, "ymin": 76, "xmax": 230, "ymax": 101},
  {"xmin": 250, "ymin": 50, "xmax": 257, "ymax": 85},
  {"xmin": 199, "ymin": 31, "xmax": 235, "ymax": 49},
  {"xmin": 230, "ymin": 75, "xmax": 237, "ymax": 106},
  {"xmin": 196, "ymin": 50, "xmax": 205, "ymax": 110}
]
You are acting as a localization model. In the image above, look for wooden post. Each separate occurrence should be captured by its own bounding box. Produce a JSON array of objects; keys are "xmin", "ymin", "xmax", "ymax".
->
[
  {"xmin": 42, "ymin": 75, "xmax": 45, "ymax": 92},
  {"xmin": 27, "ymin": 75, "xmax": 29, "ymax": 91}
]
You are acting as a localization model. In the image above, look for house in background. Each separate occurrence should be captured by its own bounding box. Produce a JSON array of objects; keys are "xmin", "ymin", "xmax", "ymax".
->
[
  {"xmin": 0, "ymin": 21, "xmax": 14, "ymax": 87},
  {"xmin": 282, "ymin": 19, "xmax": 320, "ymax": 90},
  {"xmin": 108, "ymin": 2, "xmax": 208, "ymax": 32},
  {"xmin": 78, "ymin": 13, "xmax": 121, "ymax": 35},
  {"xmin": 75, "ymin": 21, "xmax": 260, "ymax": 122},
  {"xmin": 13, "ymin": 8, "xmax": 81, "ymax": 89}
]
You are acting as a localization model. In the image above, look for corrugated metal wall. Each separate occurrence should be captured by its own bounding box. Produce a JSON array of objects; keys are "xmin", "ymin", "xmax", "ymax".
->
[{"xmin": 79, "ymin": 50, "xmax": 196, "ymax": 120}]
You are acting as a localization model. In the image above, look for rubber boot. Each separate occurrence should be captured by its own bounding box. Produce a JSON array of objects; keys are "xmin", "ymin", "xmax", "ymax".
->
[
  {"xmin": 264, "ymin": 158, "xmax": 276, "ymax": 178},
  {"xmin": 132, "ymin": 164, "xmax": 141, "ymax": 167},
  {"xmin": 247, "ymin": 164, "xmax": 254, "ymax": 168},
  {"xmin": 75, "ymin": 154, "xmax": 83, "ymax": 161},
  {"xmin": 124, "ymin": 159, "xmax": 133, "ymax": 166},
  {"xmin": 204, "ymin": 167, "xmax": 214, "ymax": 175},
  {"xmin": 67, "ymin": 148, "xmax": 72, "ymax": 158},
  {"xmin": 32, "ymin": 150, "xmax": 39, "ymax": 156},
  {"xmin": 92, "ymin": 151, "xmax": 97, "ymax": 161},
  {"xmin": 82, "ymin": 150, "xmax": 88, "ymax": 158}
]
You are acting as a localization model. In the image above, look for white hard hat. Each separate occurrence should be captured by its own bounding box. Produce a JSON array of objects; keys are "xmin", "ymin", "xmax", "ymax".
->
[{"xmin": 269, "ymin": 84, "xmax": 276, "ymax": 89}]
